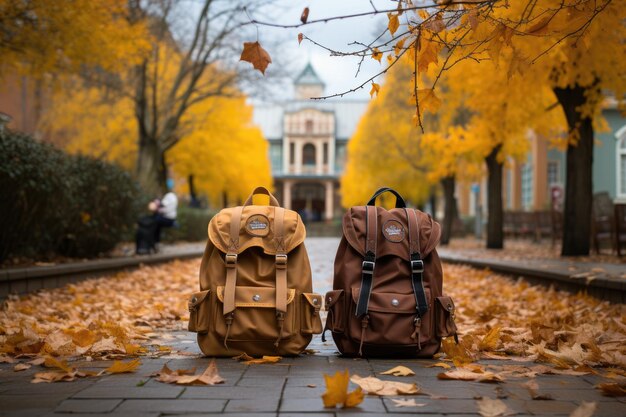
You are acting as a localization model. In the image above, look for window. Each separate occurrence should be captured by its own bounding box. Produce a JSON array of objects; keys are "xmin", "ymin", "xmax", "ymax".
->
[
  {"xmin": 289, "ymin": 142, "xmax": 295, "ymax": 165},
  {"xmin": 617, "ymin": 126, "xmax": 626, "ymax": 198},
  {"xmin": 323, "ymin": 143, "xmax": 328, "ymax": 165},
  {"xmin": 521, "ymin": 163, "xmax": 533, "ymax": 210},
  {"xmin": 305, "ymin": 119, "xmax": 314, "ymax": 134},
  {"xmin": 303, "ymin": 143, "xmax": 316, "ymax": 165},
  {"xmin": 547, "ymin": 161, "xmax": 559, "ymax": 185},
  {"xmin": 269, "ymin": 143, "xmax": 282, "ymax": 173}
]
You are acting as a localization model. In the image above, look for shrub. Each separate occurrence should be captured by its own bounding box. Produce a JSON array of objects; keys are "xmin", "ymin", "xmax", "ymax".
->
[
  {"xmin": 161, "ymin": 206, "xmax": 214, "ymax": 243},
  {"xmin": 0, "ymin": 130, "xmax": 141, "ymax": 261}
]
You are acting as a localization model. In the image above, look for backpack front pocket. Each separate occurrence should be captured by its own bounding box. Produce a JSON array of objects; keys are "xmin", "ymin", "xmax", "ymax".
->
[
  {"xmin": 300, "ymin": 293, "xmax": 323, "ymax": 334},
  {"xmin": 188, "ymin": 290, "xmax": 211, "ymax": 333},
  {"xmin": 349, "ymin": 287, "xmax": 432, "ymax": 346},
  {"xmin": 214, "ymin": 286, "xmax": 296, "ymax": 341}
]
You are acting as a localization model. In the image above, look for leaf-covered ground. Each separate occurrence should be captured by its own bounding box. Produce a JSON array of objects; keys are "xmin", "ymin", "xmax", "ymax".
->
[{"xmin": 1, "ymin": 259, "xmax": 624, "ymax": 378}]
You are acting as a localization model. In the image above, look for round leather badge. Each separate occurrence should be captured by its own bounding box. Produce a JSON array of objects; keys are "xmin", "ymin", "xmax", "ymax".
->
[
  {"xmin": 245, "ymin": 214, "xmax": 270, "ymax": 237},
  {"xmin": 382, "ymin": 219, "xmax": 405, "ymax": 243}
]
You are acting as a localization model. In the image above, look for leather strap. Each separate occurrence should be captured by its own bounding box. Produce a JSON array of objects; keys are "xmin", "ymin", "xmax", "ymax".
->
[
  {"xmin": 274, "ymin": 206, "xmax": 287, "ymax": 314},
  {"xmin": 405, "ymin": 208, "xmax": 428, "ymax": 318},
  {"xmin": 243, "ymin": 186, "xmax": 280, "ymax": 207},
  {"xmin": 356, "ymin": 205, "xmax": 377, "ymax": 317},
  {"xmin": 223, "ymin": 205, "xmax": 243, "ymax": 316}
]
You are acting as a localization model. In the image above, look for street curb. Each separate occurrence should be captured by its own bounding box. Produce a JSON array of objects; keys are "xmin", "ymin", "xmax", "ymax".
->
[
  {"xmin": 439, "ymin": 253, "xmax": 625, "ymax": 304},
  {"xmin": 0, "ymin": 249, "xmax": 205, "ymax": 300}
]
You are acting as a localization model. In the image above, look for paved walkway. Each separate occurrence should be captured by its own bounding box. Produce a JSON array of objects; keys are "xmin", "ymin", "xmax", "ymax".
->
[{"xmin": 1, "ymin": 238, "xmax": 625, "ymax": 416}]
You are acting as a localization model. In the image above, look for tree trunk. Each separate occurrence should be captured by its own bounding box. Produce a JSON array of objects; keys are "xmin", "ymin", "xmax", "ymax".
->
[
  {"xmin": 485, "ymin": 145, "xmax": 503, "ymax": 249},
  {"xmin": 429, "ymin": 189, "xmax": 437, "ymax": 222},
  {"xmin": 553, "ymin": 85, "xmax": 594, "ymax": 256},
  {"xmin": 440, "ymin": 176, "xmax": 457, "ymax": 245},
  {"xmin": 136, "ymin": 135, "xmax": 165, "ymax": 196}
]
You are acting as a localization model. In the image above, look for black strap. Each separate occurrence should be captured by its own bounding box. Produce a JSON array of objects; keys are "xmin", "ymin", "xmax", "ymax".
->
[
  {"xmin": 366, "ymin": 187, "xmax": 406, "ymax": 208},
  {"xmin": 406, "ymin": 208, "xmax": 428, "ymax": 318},
  {"xmin": 356, "ymin": 205, "xmax": 377, "ymax": 317}
]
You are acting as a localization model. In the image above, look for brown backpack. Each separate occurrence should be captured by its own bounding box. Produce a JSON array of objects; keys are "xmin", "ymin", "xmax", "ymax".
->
[
  {"xmin": 188, "ymin": 187, "xmax": 323, "ymax": 357},
  {"xmin": 323, "ymin": 187, "xmax": 458, "ymax": 357}
]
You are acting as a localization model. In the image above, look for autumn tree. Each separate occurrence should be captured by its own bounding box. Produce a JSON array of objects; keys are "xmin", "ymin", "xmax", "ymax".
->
[
  {"xmin": 246, "ymin": 0, "xmax": 626, "ymax": 255},
  {"xmin": 0, "ymin": 0, "xmax": 148, "ymax": 77}
]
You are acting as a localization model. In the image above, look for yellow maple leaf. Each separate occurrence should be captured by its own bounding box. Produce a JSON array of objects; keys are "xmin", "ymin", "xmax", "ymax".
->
[
  {"xmin": 243, "ymin": 355, "xmax": 282, "ymax": 365},
  {"xmin": 388, "ymin": 13, "xmax": 400, "ymax": 35},
  {"xmin": 322, "ymin": 370, "xmax": 364, "ymax": 408},
  {"xmin": 478, "ymin": 326, "xmax": 501, "ymax": 351},
  {"xmin": 394, "ymin": 38, "xmax": 406, "ymax": 56},
  {"xmin": 105, "ymin": 358, "xmax": 141, "ymax": 374},
  {"xmin": 124, "ymin": 343, "xmax": 142, "ymax": 355},
  {"xmin": 44, "ymin": 356, "xmax": 74, "ymax": 373},
  {"xmin": 417, "ymin": 89, "xmax": 441, "ymax": 114},
  {"xmin": 418, "ymin": 35, "xmax": 440, "ymax": 73},
  {"xmin": 240, "ymin": 41, "xmax": 272, "ymax": 75},
  {"xmin": 371, "ymin": 48, "xmax": 382, "ymax": 63},
  {"xmin": 369, "ymin": 82, "xmax": 380, "ymax": 98}
]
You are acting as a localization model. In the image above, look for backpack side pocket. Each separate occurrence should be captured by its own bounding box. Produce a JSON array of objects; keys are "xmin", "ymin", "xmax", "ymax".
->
[
  {"xmin": 188, "ymin": 290, "xmax": 211, "ymax": 333},
  {"xmin": 435, "ymin": 295, "xmax": 458, "ymax": 339}
]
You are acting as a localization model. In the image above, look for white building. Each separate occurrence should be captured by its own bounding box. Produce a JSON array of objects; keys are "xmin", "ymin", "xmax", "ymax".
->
[{"xmin": 253, "ymin": 64, "xmax": 368, "ymax": 221}]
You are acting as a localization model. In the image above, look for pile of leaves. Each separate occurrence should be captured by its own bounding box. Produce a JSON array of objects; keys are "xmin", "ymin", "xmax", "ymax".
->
[{"xmin": 0, "ymin": 260, "xmax": 192, "ymax": 361}]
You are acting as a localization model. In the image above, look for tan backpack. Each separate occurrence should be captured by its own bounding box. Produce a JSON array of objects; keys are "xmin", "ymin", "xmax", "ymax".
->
[
  {"xmin": 188, "ymin": 187, "xmax": 323, "ymax": 356},
  {"xmin": 323, "ymin": 187, "xmax": 458, "ymax": 357}
]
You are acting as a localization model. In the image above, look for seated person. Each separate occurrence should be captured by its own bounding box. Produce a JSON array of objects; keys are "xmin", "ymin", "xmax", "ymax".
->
[{"xmin": 153, "ymin": 179, "xmax": 178, "ymax": 245}]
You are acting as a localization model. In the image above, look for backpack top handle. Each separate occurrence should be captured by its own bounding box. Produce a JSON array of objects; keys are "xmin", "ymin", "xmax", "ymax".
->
[
  {"xmin": 366, "ymin": 187, "xmax": 407, "ymax": 208},
  {"xmin": 243, "ymin": 186, "xmax": 281, "ymax": 207}
]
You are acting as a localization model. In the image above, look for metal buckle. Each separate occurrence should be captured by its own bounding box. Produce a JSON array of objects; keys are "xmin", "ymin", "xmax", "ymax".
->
[
  {"xmin": 275, "ymin": 254, "xmax": 288, "ymax": 269},
  {"xmin": 362, "ymin": 260, "xmax": 375, "ymax": 275},
  {"xmin": 411, "ymin": 259, "xmax": 424, "ymax": 273},
  {"xmin": 225, "ymin": 253, "xmax": 238, "ymax": 267}
]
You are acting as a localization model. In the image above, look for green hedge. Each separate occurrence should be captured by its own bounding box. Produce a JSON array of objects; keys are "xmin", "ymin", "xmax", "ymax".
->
[
  {"xmin": 0, "ymin": 130, "xmax": 141, "ymax": 261},
  {"xmin": 161, "ymin": 206, "xmax": 214, "ymax": 243}
]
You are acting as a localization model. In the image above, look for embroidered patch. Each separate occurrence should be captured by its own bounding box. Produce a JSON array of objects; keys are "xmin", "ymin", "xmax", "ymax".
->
[
  {"xmin": 382, "ymin": 220, "xmax": 405, "ymax": 243},
  {"xmin": 245, "ymin": 214, "xmax": 270, "ymax": 237}
]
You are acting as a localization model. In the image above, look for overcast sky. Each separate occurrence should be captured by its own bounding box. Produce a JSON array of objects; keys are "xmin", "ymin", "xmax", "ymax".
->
[{"xmin": 249, "ymin": 0, "xmax": 393, "ymax": 100}]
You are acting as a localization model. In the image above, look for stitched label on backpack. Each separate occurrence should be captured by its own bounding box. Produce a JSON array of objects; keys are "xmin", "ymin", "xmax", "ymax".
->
[
  {"xmin": 382, "ymin": 220, "xmax": 405, "ymax": 243},
  {"xmin": 245, "ymin": 214, "xmax": 270, "ymax": 237}
]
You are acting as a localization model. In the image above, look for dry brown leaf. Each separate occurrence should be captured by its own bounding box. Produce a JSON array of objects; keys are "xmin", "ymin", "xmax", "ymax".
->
[
  {"xmin": 297, "ymin": 33, "xmax": 304, "ymax": 45},
  {"xmin": 569, "ymin": 401, "xmax": 597, "ymax": 417},
  {"xmin": 322, "ymin": 369, "xmax": 364, "ymax": 408},
  {"xmin": 233, "ymin": 352, "xmax": 254, "ymax": 361},
  {"xmin": 380, "ymin": 365, "xmax": 415, "ymax": 376},
  {"xmin": 14, "ymin": 363, "xmax": 31, "ymax": 371},
  {"xmin": 240, "ymin": 41, "xmax": 272, "ymax": 75},
  {"xmin": 300, "ymin": 7, "xmax": 309, "ymax": 24},
  {"xmin": 427, "ymin": 362, "xmax": 452, "ymax": 369},
  {"xmin": 595, "ymin": 382, "xmax": 626, "ymax": 397},
  {"xmin": 522, "ymin": 380, "xmax": 554, "ymax": 400},
  {"xmin": 307, "ymin": 384, "xmax": 317, "ymax": 388},
  {"xmin": 350, "ymin": 375, "xmax": 420, "ymax": 396},
  {"xmin": 31, "ymin": 371, "xmax": 77, "ymax": 383},
  {"xmin": 0, "ymin": 355, "xmax": 17, "ymax": 364},
  {"xmin": 154, "ymin": 360, "xmax": 224, "ymax": 386},
  {"xmin": 28, "ymin": 357, "xmax": 45, "ymax": 366},
  {"xmin": 479, "ymin": 326, "xmax": 501, "ymax": 351},
  {"xmin": 105, "ymin": 358, "xmax": 141, "ymax": 374},
  {"xmin": 44, "ymin": 356, "xmax": 74, "ymax": 373},
  {"xmin": 476, "ymin": 397, "xmax": 514, "ymax": 417},
  {"xmin": 438, "ymin": 369, "xmax": 503, "ymax": 383},
  {"xmin": 391, "ymin": 398, "xmax": 427, "ymax": 407}
]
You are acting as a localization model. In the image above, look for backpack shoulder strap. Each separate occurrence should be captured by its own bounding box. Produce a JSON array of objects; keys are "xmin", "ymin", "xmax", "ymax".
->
[
  {"xmin": 355, "ymin": 205, "xmax": 377, "ymax": 317},
  {"xmin": 405, "ymin": 208, "xmax": 428, "ymax": 318},
  {"xmin": 223, "ymin": 205, "xmax": 243, "ymax": 316}
]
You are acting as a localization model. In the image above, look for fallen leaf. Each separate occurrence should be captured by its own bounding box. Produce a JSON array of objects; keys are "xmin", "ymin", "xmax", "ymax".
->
[
  {"xmin": 154, "ymin": 360, "xmax": 224, "ymax": 386},
  {"xmin": 479, "ymin": 326, "xmax": 501, "ymax": 351},
  {"xmin": 438, "ymin": 369, "xmax": 503, "ymax": 383},
  {"xmin": 243, "ymin": 355, "xmax": 282, "ymax": 365},
  {"xmin": 350, "ymin": 375, "xmax": 420, "ymax": 396},
  {"xmin": 427, "ymin": 362, "xmax": 452, "ymax": 369},
  {"xmin": 307, "ymin": 384, "xmax": 317, "ymax": 388},
  {"xmin": 391, "ymin": 398, "xmax": 427, "ymax": 407},
  {"xmin": 14, "ymin": 363, "xmax": 31, "ymax": 371},
  {"xmin": 595, "ymin": 382, "xmax": 626, "ymax": 397},
  {"xmin": 476, "ymin": 397, "xmax": 514, "ymax": 417},
  {"xmin": 522, "ymin": 380, "xmax": 554, "ymax": 400},
  {"xmin": 240, "ymin": 41, "xmax": 272, "ymax": 75},
  {"xmin": 105, "ymin": 358, "xmax": 141, "ymax": 374},
  {"xmin": 44, "ymin": 356, "xmax": 74, "ymax": 373},
  {"xmin": 233, "ymin": 352, "xmax": 254, "ymax": 361},
  {"xmin": 380, "ymin": 365, "xmax": 415, "ymax": 376},
  {"xmin": 321, "ymin": 369, "xmax": 364, "ymax": 408},
  {"xmin": 0, "ymin": 355, "xmax": 17, "ymax": 364},
  {"xmin": 569, "ymin": 401, "xmax": 597, "ymax": 417},
  {"xmin": 28, "ymin": 357, "xmax": 45, "ymax": 366}
]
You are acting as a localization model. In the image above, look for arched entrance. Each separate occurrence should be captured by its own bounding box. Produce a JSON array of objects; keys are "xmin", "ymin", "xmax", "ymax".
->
[{"xmin": 292, "ymin": 182, "xmax": 325, "ymax": 222}]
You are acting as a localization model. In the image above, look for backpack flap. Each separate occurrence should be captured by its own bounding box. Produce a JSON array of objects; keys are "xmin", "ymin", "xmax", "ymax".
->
[
  {"xmin": 208, "ymin": 206, "xmax": 305, "ymax": 255},
  {"xmin": 341, "ymin": 206, "xmax": 441, "ymax": 259}
]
